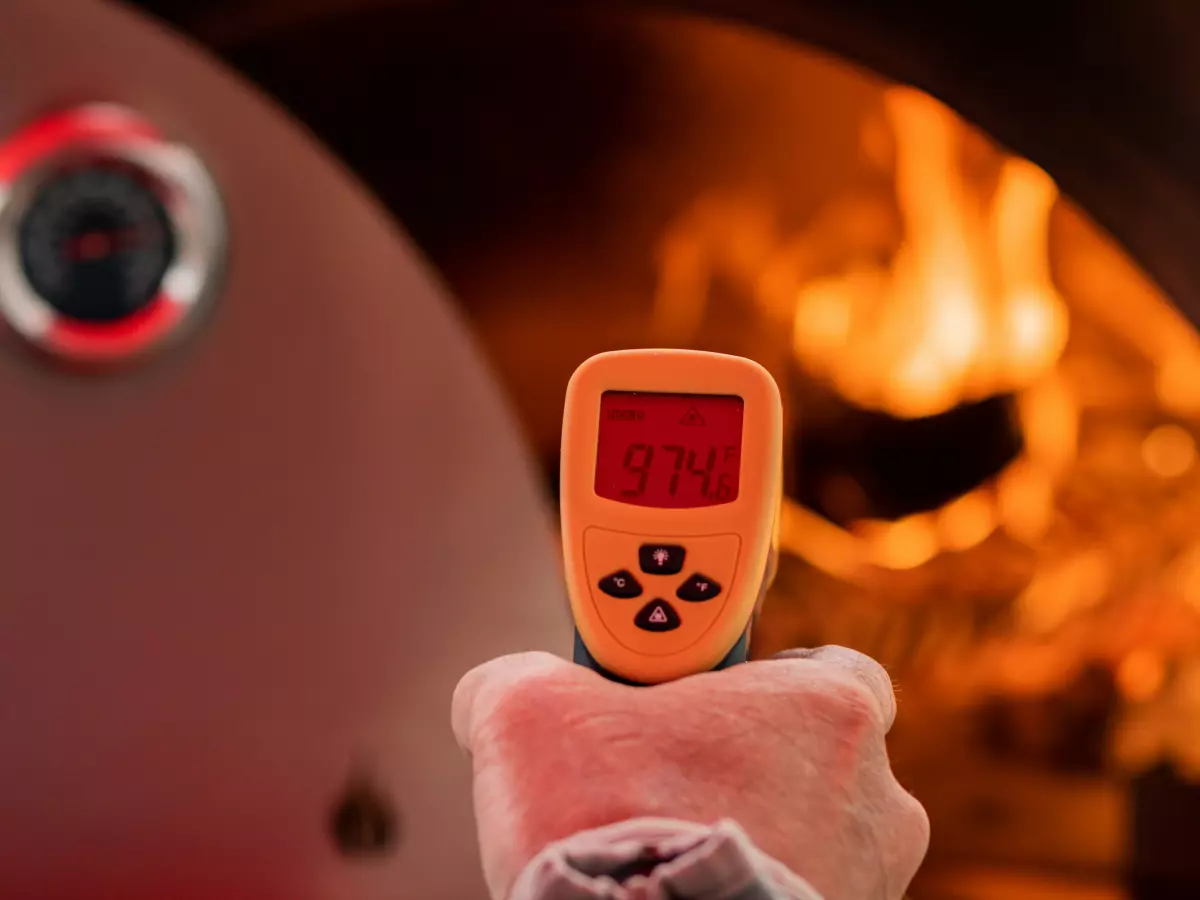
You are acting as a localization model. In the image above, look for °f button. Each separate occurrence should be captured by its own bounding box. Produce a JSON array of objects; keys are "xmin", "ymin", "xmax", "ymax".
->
[
  {"xmin": 638, "ymin": 544, "xmax": 685, "ymax": 576},
  {"xmin": 676, "ymin": 573, "xmax": 722, "ymax": 602}
]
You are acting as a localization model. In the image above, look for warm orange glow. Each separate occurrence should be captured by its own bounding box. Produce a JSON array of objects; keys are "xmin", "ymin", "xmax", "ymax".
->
[
  {"xmin": 1117, "ymin": 651, "xmax": 1167, "ymax": 702},
  {"xmin": 1019, "ymin": 375, "xmax": 1078, "ymax": 476},
  {"xmin": 1158, "ymin": 348, "xmax": 1200, "ymax": 416},
  {"xmin": 1142, "ymin": 424, "xmax": 1196, "ymax": 479},
  {"xmin": 993, "ymin": 159, "xmax": 1070, "ymax": 385},
  {"xmin": 1051, "ymin": 205, "xmax": 1200, "ymax": 418},
  {"xmin": 780, "ymin": 493, "xmax": 1004, "ymax": 576},
  {"xmin": 997, "ymin": 460, "xmax": 1056, "ymax": 544},
  {"xmin": 1016, "ymin": 550, "xmax": 1110, "ymax": 634},
  {"xmin": 1175, "ymin": 543, "xmax": 1200, "ymax": 610},
  {"xmin": 1180, "ymin": 663, "xmax": 1200, "ymax": 706},
  {"xmin": 628, "ymin": 27, "xmax": 1200, "ymax": 787},
  {"xmin": 774, "ymin": 89, "xmax": 1085, "ymax": 577},
  {"xmin": 1114, "ymin": 659, "xmax": 1200, "ymax": 780},
  {"xmin": 790, "ymin": 270, "xmax": 860, "ymax": 361},
  {"xmin": 778, "ymin": 500, "xmax": 866, "ymax": 580},
  {"xmin": 651, "ymin": 194, "xmax": 777, "ymax": 343},
  {"xmin": 790, "ymin": 88, "xmax": 1069, "ymax": 420},
  {"xmin": 937, "ymin": 490, "xmax": 996, "ymax": 553},
  {"xmin": 647, "ymin": 82, "xmax": 1192, "ymax": 604},
  {"xmin": 653, "ymin": 229, "xmax": 708, "ymax": 341},
  {"xmin": 862, "ymin": 513, "xmax": 940, "ymax": 570}
]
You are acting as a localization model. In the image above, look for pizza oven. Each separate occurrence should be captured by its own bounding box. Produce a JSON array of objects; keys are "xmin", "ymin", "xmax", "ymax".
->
[{"xmin": 108, "ymin": 2, "xmax": 1200, "ymax": 898}]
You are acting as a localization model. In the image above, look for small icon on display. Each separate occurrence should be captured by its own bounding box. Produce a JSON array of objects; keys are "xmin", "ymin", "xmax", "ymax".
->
[
  {"xmin": 680, "ymin": 407, "xmax": 706, "ymax": 426},
  {"xmin": 607, "ymin": 408, "xmax": 644, "ymax": 421}
]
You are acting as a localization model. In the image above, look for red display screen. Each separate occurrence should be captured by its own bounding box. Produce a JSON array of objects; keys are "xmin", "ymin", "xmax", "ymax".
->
[{"xmin": 594, "ymin": 391, "xmax": 744, "ymax": 508}]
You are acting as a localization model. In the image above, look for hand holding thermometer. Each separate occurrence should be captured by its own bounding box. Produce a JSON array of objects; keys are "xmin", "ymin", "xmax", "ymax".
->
[{"xmin": 560, "ymin": 349, "xmax": 783, "ymax": 685}]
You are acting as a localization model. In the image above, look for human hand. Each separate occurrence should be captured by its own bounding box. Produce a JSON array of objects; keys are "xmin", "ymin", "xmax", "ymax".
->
[{"xmin": 451, "ymin": 646, "xmax": 929, "ymax": 900}]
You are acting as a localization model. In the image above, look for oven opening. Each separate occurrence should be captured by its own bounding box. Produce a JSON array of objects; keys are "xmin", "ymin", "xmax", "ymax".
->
[{"xmin": 204, "ymin": 5, "xmax": 1200, "ymax": 899}]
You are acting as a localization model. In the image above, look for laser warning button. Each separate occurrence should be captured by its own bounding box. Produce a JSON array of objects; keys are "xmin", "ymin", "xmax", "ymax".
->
[
  {"xmin": 598, "ymin": 570, "xmax": 643, "ymax": 599},
  {"xmin": 676, "ymin": 573, "xmax": 722, "ymax": 602},
  {"xmin": 639, "ymin": 544, "xmax": 685, "ymax": 576},
  {"xmin": 634, "ymin": 599, "xmax": 681, "ymax": 632}
]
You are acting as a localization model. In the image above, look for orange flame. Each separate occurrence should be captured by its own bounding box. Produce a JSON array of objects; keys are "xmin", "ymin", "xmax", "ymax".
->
[{"xmin": 792, "ymin": 88, "xmax": 1069, "ymax": 419}]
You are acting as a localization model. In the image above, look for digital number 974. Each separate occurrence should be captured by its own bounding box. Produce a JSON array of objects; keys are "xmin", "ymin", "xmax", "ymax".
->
[{"xmin": 620, "ymin": 443, "xmax": 735, "ymax": 501}]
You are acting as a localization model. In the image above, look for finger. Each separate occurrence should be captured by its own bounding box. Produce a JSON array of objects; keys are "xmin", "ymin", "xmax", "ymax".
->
[
  {"xmin": 875, "ymin": 773, "xmax": 932, "ymax": 899},
  {"xmin": 451, "ymin": 651, "xmax": 584, "ymax": 753},
  {"xmin": 771, "ymin": 645, "xmax": 897, "ymax": 732}
]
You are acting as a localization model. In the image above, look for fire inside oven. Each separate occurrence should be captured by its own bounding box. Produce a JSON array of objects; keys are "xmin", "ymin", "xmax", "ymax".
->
[{"xmin": 154, "ymin": 4, "xmax": 1200, "ymax": 898}]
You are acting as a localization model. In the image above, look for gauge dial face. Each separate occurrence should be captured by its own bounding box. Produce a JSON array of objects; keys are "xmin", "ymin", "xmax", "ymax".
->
[{"xmin": 16, "ymin": 160, "xmax": 177, "ymax": 323}]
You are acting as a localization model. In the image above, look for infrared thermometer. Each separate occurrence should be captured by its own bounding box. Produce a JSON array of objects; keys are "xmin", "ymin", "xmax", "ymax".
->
[{"xmin": 560, "ymin": 349, "xmax": 783, "ymax": 685}]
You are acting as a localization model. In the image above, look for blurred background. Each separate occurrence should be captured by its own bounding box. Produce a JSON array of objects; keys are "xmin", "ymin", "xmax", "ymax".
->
[{"xmin": 131, "ymin": 3, "xmax": 1200, "ymax": 897}]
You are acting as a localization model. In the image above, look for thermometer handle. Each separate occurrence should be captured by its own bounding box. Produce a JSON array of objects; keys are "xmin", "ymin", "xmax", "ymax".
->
[{"xmin": 572, "ymin": 627, "xmax": 751, "ymax": 686}]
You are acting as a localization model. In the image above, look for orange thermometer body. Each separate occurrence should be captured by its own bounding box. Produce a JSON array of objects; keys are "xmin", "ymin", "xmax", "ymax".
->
[{"xmin": 560, "ymin": 349, "xmax": 783, "ymax": 685}]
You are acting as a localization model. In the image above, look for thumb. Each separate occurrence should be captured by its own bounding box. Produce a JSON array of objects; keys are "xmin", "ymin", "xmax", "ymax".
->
[{"xmin": 451, "ymin": 651, "xmax": 584, "ymax": 753}]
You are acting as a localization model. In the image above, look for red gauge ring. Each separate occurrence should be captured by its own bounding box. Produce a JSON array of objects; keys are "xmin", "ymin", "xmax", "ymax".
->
[{"xmin": 0, "ymin": 104, "xmax": 226, "ymax": 365}]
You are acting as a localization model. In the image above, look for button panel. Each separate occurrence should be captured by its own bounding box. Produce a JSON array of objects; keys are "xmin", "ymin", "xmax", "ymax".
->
[
  {"xmin": 598, "ymin": 570, "xmax": 643, "ymax": 599},
  {"xmin": 582, "ymin": 528, "xmax": 741, "ymax": 657},
  {"xmin": 638, "ymin": 544, "xmax": 686, "ymax": 576},
  {"xmin": 676, "ymin": 573, "xmax": 722, "ymax": 602}
]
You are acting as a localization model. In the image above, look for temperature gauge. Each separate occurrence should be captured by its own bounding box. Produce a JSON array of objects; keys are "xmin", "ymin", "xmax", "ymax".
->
[{"xmin": 0, "ymin": 104, "xmax": 226, "ymax": 365}]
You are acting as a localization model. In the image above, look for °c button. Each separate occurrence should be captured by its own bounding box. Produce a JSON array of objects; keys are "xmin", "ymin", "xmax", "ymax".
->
[
  {"xmin": 676, "ymin": 573, "xmax": 722, "ymax": 602},
  {"xmin": 598, "ymin": 569, "xmax": 643, "ymax": 599},
  {"xmin": 634, "ymin": 599, "xmax": 681, "ymax": 632},
  {"xmin": 638, "ymin": 544, "xmax": 686, "ymax": 576}
]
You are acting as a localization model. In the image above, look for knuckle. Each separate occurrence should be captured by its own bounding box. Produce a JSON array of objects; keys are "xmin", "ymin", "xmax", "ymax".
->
[
  {"xmin": 816, "ymin": 673, "xmax": 886, "ymax": 735},
  {"xmin": 772, "ymin": 647, "xmax": 897, "ymax": 733},
  {"xmin": 483, "ymin": 668, "xmax": 575, "ymax": 737}
]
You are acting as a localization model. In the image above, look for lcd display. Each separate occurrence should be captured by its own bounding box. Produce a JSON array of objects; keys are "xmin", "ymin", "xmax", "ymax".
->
[{"xmin": 594, "ymin": 391, "xmax": 744, "ymax": 508}]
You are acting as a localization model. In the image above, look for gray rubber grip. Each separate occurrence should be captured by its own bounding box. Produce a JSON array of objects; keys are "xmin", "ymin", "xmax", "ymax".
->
[{"xmin": 572, "ymin": 627, "xmax": 751, "ymax": 686}]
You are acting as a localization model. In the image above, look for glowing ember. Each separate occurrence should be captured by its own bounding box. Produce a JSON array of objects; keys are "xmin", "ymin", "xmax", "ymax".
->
[
  {"xmin": 937, "ymin": 490, "xmax": 996, "ymax": 553},
  {"xmin": 1117, "ymin": 650, "xmax": 1167, "ymax": 702},
  {"xmin": 1142, "ymin": 424, "xmax": 1197, "ymax": 479}
]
